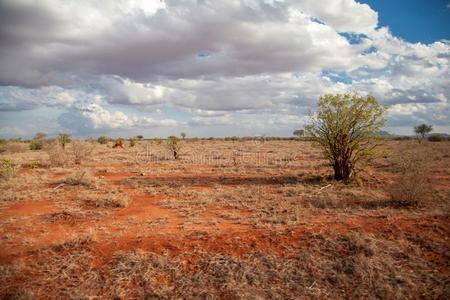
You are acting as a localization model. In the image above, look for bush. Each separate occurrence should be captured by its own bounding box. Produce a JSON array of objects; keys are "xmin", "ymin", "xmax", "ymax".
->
[
  {"xmin": 29, "ymin": 139, "xmax": 44, "ymax": 150},
  {"xmin": 45, "ymin": 141, "xmax": 69, "ymax": 167},
  {"xmin": 428, "ymin": 134, "xmax": 446, "ymax": 142},
  {"xmin": 0, "ymin": 159, "xmax": 20, "ymax": 180},
  {"xmin": 113, "ymin": 138, "xmax": 124, "ymax": 148},
  {"xmin": 306, "ymin": 94, "xmax": 385, "ymax": 181},
  {"xmin": 71, "ymin": 140, "xmax": 94, "ymax": 165},
  {"xmin": 387, "ymin": 151, "xmax": 431, "ymax": 207},
  {"xmin": 97, "ymin": 136, "xmax": 109, "ymax": 144},
  {"xmin": 129, "ymin": 138, "xmax": 136, "ymax": 147}
]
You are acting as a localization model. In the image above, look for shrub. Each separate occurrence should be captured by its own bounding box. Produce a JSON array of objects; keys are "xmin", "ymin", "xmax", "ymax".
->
[
  {"xmin": 306, "ymin": 94, "xmax": 385, "ymax": 181},
  {"xmin": 71, "ymin": 140, "xmax": 94, "ymax": 165},
  {"xmin": 45, "ymin": 141, "xmax": 69, "ymax": 167},
  {"xmin": 113, "ymin": 138, "xmax": 124, "ymax": 148},
  {"xmin": 428, "ymin": 134, "xmax": 445, "ymax": 142},
  {"xmin": 129, "ymin": 138, "xmax": 136, "ymax": 147},
  {"xmin": 29, "ymin": 139, "xmax": 44, "ymax": 150},
  {"xmin": 97, "ymin": 136, "xmax": 109, "ymax": 144},
  {"xmin": 58, "ymin": 133, "xmax": 71, "ymax": 150},
  {"xmin": 166, "ymin": 136, "xmax": 180, "ymax": 159},
  {"xmin": 0, "ymin": 159, "xmax": 20, "ymax": 180},
  {"xmin": 387, "ymin": 151, "xmax": 431, "ymax": 207}
]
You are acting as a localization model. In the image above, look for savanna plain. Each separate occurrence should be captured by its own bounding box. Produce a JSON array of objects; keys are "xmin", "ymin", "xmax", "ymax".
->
[{"xmin": 0, "ymin": 139, "xmax": 449, "ymax": 299}]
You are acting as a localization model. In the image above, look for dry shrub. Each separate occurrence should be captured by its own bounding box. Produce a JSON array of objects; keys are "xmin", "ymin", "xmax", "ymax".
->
[
  {"xmin": 63, "ymin": 170, "xmax": 97, "ymax": 188},
  {"xmin": 45, "ymin": 141, "xmax": 69, "ymax": 167},
  {"xmin": 71, "ymin": 140, "xmax": 94, "ymax": 165},
  {"xmin": 387, "ymin": 150, "xmax": 432, "ymax": 207},
  {"xmin": 0, "ymin": 159, "xmax": 20, "ymax": 181},
  {"xmin": 1, "ymin": 142, "xmax": 28, "ymax": 154}
]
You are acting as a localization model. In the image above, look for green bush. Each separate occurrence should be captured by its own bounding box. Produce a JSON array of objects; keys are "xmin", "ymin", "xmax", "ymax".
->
[
  {"xmin": 29, "ymin": 139, "xmax": 44, "ymax": 150},
  {"xmin": 0, "ymin": 159, "xmax": 20, "ymax": 180},
  {"xmin": 97, "ymin": 136, "xmax": 109, "ymax": 144}
]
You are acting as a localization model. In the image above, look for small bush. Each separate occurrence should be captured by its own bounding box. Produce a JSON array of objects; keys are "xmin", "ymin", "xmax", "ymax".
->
[
  {"xmin": 113, "ymin": 138, "xmax": 124, "ymax": 148},
  {"xmin": 0, "ymin": 159, "xmax": 20, "ymax": 180},
  {"xmin": 387, "ymin": 151, "xmax": 431, "ymax": 207},
  {"xmin": 29, "ymin": 139, "xmax": 44, "ymax": 150},
  {"xmin": 63, "ymin": 170, "xmax": 97, "ymax": 187},
  {"xmin": 97, "ymin": 136, "xmax": 109, "ymax": 144},
  {"xmin": 45, "ymin": 141, "xmax": 69, "ymax": 167},
  {"xmin": 129, "ymin": 138, "xmax": 136, "ymax": 147},
  {"xmin": 58, "ymin": 133, "xmax": 71, "ymax": 150},
  {"xmin": 71, "ymin": 140, "xmax": 94, "ymax": 165}
]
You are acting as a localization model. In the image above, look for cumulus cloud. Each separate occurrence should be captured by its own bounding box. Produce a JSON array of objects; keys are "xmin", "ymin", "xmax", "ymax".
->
[{"xmin": 0, "ymin": 0, "xmax": 449, "ymax": 136}]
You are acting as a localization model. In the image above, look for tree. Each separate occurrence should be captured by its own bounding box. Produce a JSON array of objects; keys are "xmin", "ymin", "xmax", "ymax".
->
[
  {"xmin": 293, "ymin": 129, "xmax": 305, "ymax": 138},
  {"xmin": 58, "ymin": 133, "xmax": 71, "ymax": 150},
  {"xmin": 181, "ymin": 132, "xmax": 186, "ymax": 139},
  {"xmin": 306, "ymin": 94, "xmax": 385, "ymax": 181},
  {"xmin": 34, "ymin": 132, "xmax": 47, "ymax": 140},
  {"xmin": 136, "ymin": 135, "xmax": 144, "ymax": 140},
  {"xmin": 166, "ymin": 136, "xmax": 181, "ymax": 159},
  {"xmin": 414, "ymin": 124, "xmax": 432, "ymax": 143}
]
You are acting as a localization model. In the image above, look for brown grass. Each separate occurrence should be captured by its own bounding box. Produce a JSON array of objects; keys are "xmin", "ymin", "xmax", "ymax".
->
[{"xmin": 0, "ymin": 139, "xmax": 449, "ymax": 298}]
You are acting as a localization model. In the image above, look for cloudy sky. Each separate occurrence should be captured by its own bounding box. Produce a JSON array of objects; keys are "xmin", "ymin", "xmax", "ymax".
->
[{"xmin": 0, "ymin": 0, "xmax": 449, "ymax": 138}]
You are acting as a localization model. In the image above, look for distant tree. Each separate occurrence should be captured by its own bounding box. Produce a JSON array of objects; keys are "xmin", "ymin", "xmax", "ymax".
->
[
  {"xmin": 306, "ymin": 94, "xmax": 385, "ymax": 181},
  {"xmin": 414, "ymin": 124, "xmax": 433, "ymax": 143},
  {"xmin": 136, "ymin": 135, "xmax": 144, "ymax": 140},
  {"xmin": 293, "ymin": 129, "xmax": 305, "ymax": 138},
  {"xmin": 34, "ymin": 132, "xmax": 47, "ymax": 140},
  {"xmin": 58, "ymin": 133, "xmax": 71, "ymax": 150},
  {"xmin": 181, "ymin": 132, "xmax": 186, "ymax": 139},
  {"xmin": 166, "ymin": 136, "xmax": 181, "ymax": 159}
]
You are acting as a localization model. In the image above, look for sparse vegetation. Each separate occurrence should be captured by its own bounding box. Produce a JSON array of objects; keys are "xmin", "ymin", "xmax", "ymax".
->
[
  {"xmin": 0, "ymin": 138, "xmax": 448, "ymax": 299},
  {"xmin": 306, "ymin": 93, "xmax": 385, "ymax": 181}
]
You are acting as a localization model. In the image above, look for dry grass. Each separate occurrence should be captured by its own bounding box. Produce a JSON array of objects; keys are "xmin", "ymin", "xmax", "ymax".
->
[{"xmin": 0, "ymin": 139, "xmax": 449, "ymax": 299}]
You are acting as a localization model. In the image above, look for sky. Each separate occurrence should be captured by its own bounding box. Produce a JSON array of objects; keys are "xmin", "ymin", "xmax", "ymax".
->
[{"xmin": 0, "ymin": 0, "xmax": 449, "ymax": 138}]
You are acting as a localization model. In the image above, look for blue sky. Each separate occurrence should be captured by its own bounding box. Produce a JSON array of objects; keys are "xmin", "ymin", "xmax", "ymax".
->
[
  {"xmin": 361, "ymin": 0, "xmax": 450, "ymax": 43},
  {"xmin": 0, "ymin": 0, "xmax": 449, "ymax": 138}
]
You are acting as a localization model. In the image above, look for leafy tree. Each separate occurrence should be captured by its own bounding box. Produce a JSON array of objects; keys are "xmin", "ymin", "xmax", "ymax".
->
[
  {"xmin": 58, "ymin": 133, "xmax": 71, "ymax": 150},
  {"xmin": 414, "ymin": 124, "xmax": 433, "ymax": 143},
  {"xmin": 136, "ymin": 135, "xmax": 144, "ymax": 140},
  {"xmin": 181, "ymin": 132, "xmax": 186, "ymax": 139},
  {"xmin": 166, "ymin": 136, "xmax": 181, "ymax": 159},
  {"xmin": 293, "ymin": 129, "xmax": 305, "ymax": 138},
  {"xmin": 306, "ymin": 94, "xmax": 385, "ymax": 181}
]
